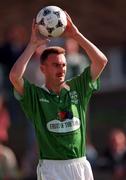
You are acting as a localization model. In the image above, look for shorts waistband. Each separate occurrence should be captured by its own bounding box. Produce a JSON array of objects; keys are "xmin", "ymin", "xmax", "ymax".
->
[{"xmin": 39, "ymin": 156, "xmax": 86, "ymax": 165}]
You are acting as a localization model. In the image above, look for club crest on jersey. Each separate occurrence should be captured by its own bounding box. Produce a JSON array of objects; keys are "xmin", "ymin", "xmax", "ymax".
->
[
  {"xmin": 69, "ymin": 91, "xmax": 79, "ymax": 104},
  {"xmin": 58, "ymin": 111, "xmax": 73, "ymax": 121}
]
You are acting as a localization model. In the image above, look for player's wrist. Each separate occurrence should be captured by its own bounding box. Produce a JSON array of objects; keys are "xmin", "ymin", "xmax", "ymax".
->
[
  {"xmin": 26, "ymin": 42, "xmax": 38, "ymax": 53},
  {"xmin": 72, "ymin": 28, "xmax": 80, "ymax": 39},
  {"xmin": 73, "ymin": 28, "xmax": 82, "ymax": 37},
  {"xmin": 28, "ymin": 40, "xmax": 39, "ymax": 48}
]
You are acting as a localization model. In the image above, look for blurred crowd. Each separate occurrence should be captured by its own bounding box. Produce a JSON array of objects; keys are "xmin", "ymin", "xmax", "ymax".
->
[{"xmin": 0, "ymin": 24, "xmax": 126, "ymax": 180}]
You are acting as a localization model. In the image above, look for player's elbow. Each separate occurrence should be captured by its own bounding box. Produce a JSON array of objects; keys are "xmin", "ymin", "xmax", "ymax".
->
[
  {"xmin": 102, "ymin": 55, "xmax": 108, "ymax": 67},
  {"xmin": 99, "ymin": 55, "xmax": 108, "ymax": 70},
  {"xmin": 9, "ymin": 71, "xmax": 24, "ymax": 95},
  {"xmin": 9, "ymin": 70, "xmax": 18, "ymax": 85}
]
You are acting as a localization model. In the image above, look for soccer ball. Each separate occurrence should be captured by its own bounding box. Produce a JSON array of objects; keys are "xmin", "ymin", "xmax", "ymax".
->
[{"xmin": 36, "ymin": 6, "xmax": 67, "ymax": 37}]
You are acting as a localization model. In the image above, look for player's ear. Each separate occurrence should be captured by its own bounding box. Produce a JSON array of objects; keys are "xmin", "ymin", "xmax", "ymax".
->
[{"xmin": 40, "ymin": 64, "xmax": 45, "ymax": 73}]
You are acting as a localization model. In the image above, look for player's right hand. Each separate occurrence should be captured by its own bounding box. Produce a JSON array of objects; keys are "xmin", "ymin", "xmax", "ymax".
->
[{"xmin": 30, "ymin": 19, "xmax": 50, "ymax": 48}]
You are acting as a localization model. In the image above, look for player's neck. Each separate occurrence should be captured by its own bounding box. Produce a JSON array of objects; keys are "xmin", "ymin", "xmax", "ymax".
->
[{"xmin": 46, "ymin": 82, "xmax": 67, "ymax": 95}]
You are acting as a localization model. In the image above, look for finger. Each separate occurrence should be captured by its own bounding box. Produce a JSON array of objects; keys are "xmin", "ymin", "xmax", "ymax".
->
[
  {"xmin": 64, "ymin": 11, "xmax": 72, "ymax": 22},
  {"xmin": 38, "ymin": 32, "xmax": 50, "ymax": 42},
  {"xmin": 32, "ymin": 18, "xmax": 36, "ymax": 30}
]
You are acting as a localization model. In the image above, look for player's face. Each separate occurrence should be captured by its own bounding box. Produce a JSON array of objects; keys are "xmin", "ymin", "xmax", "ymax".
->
[{"xmin": 40, "ymin": 53, "xmax": 67, "ymax": 86}]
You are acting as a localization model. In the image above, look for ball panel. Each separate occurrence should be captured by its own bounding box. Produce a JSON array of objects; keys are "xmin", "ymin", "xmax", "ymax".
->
[
  {"xmin": 51, "ymin": 27, "xmax": 66, "ymax": 37},
  {"xmin": 36, "ymin": 10, "xmax": 44, "ymax": 23},
  {"xmin": 44, "ymin": 14, "xmax": 59, "ymax": 28},
  {"xmin": 59, "ymin": 10, "xmax": 67, "ymax": 27},
  {"xmin": 43, "ymin": 8, "xmax": 51, "ymax": 16},
  {"xmin": 38, "ymin": 25, "xmax": 49, "ymax": 37}
]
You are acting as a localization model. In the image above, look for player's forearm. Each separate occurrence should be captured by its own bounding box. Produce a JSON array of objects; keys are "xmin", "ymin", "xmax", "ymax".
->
[
  {"xmin": 73, "ymin": 32, "xmax": 108, "ymax": 66},
  {"xmin": 9, "ymin": 43, "xmax": 37, "ymax": 82}
]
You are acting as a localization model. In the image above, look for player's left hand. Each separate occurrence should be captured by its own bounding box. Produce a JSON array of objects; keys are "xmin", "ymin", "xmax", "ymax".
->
[{"xmin": 62, "ymin": 12, "xmax": 79, "ymax": 39}]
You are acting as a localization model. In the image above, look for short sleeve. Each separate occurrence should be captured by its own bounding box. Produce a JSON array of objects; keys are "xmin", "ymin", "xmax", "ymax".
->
[
  {"xmin": 67, "ymin": 66, "xmax": 100, "ymax": 108},
  {"xmin": 81, "ymin": 66, "xmax": 100, "ymax": 93},
  {"xmin": 14, "ymin": 79, "xmax": 36, "ymax": 122}
]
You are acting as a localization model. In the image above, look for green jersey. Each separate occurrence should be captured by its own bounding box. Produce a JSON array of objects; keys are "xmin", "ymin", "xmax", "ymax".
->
[{"xmin": 15, "ymin": 66, "xmax": 99, "ymax": 160}]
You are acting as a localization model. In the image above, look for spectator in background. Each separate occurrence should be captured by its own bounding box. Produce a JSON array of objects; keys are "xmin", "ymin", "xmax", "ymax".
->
[
  {"xmin": 65, "ymin": 38, "xmax": 90, "ymax": 80},
  {"xmin": 0, "ymin": 24, "xmax": 27, "ymax": 124},
  {"xmin": 0, "ymin": 24, "xmax": 27, "ymax": 78},
  {"xmin": 0, "ymin": 24, "xmax": 32, "ymax": 171},
  {"xmin": 99, "ymin": 128, "xmax": 126, "ymax": 180},
  {"xmin": 86, "ymin": 137, "xmax": 98, "ymax": 169},
  {"xmin": 21, "ymin": 141, "xmax": 38, "ymax": 179},
  {"xmin": 0, "ymin": 66, "xmax": 4, "ymax": 91},
  {"xmin": 0, "ymin": 92, "xmax": 19, "ymax": 179}
]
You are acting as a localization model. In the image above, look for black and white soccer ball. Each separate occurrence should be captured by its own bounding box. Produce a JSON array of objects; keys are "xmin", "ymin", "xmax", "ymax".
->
[{"xmin": 36, "ymin": 6, "xmax": 67, "ymax": 37}]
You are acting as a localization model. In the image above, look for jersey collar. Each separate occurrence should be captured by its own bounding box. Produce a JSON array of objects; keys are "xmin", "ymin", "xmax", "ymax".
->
[{"xmin": 41, "ymin": 83, "xmax": 70, "ymax": 95}]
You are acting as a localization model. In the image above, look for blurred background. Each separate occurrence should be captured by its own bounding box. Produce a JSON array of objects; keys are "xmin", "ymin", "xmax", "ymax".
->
[{"xmin": 0, "ymin": 0, "xmax": 126, "ymax": 179}]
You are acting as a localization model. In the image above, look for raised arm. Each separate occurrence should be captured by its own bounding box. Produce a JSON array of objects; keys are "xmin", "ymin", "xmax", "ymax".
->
[
  {"xmin": 64, "ymin": 13, "xmax": 108, "ymax": 81},
  {"xmin": 9, "ymin": 19, "xmax": 49, "ymax": 95}
]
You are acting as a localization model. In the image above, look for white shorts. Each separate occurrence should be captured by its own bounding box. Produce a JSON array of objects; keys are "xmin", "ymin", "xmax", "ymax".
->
[{"xmin": 37, "ymin": 157, "xmax": 94, "ymax": 180}]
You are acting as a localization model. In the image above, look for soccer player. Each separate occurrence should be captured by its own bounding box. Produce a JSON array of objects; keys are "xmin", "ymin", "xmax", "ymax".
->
[{"xmin": 9, "ymin": 12, "xmax": 108, "ymax": 180}]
